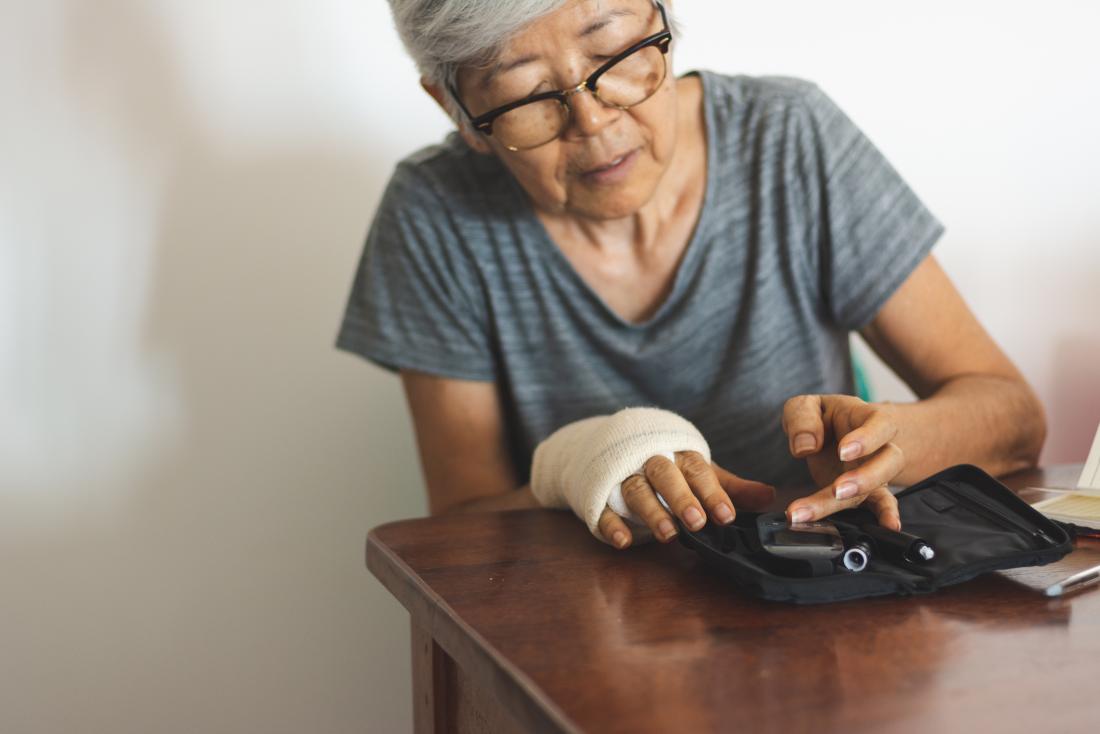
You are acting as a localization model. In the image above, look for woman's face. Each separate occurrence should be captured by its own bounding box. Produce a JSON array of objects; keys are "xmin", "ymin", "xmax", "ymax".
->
[{"xmin": 451, "ymin": 0, "xmax": 679, "ymax": 222}]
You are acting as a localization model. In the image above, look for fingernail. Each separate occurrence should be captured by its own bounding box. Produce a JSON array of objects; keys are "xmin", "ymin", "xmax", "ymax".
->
[
  {"xmin": 612, "ymin": 531, "xmax": 628, "ymax": 548},
  {"xmin": 835, "ymin": 481, "xmax": 859, "ymax": 500},
  {"xmin": 715, "ymin": 504, "xmax": 734, "ymax": 524},
  {"xmin": 684, "ymin": 506, "xmax": 705, "ymax": 530},
  {"xmin": 839, "ymin": 442, "xmax": 862, "ymax": 462},
  {"xmin": 791, "ymin": 508, "xmax": 812, "ymax": 523},
  {"xmin": 658, "ymin": 518, "xmax": 677, "ymax": 541},
  {"xmin": 794, "ymin": 433, "xmax": 816, "ymax": 454}
]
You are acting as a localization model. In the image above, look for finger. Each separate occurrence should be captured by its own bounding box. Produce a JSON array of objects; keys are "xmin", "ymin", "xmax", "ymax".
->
[
  {"xmin": 711, "ymin": 462, "xmax": 776, "ymax": 512},
  {"xmin": 642, "ymin": 453, "xmax": 708, "ymax": 532},
  {"xmin": 835, "ymin": 404, "xmax": 899, "ymax": 463},
  {"xmin": 830, "ymin": 443, "xmax": 905, "ymax": 503},
  {"xmin": 862, "ymin": 487, "xmax": 902, "ymax": 531},
  {"xmin": 785, "ymin": 480, "xmax": 870, "ymax": 524},
  {"xmin": 597, "ymin": 507, "xmax": 633, "ymax": 549},
  {"xmin": 782, "ymin": 395, "xmax": 825, "ymax": 457},
  {"xmin": 674, "ymin": 451, "xmax": 736, "ymax": 526},
  {"xmin": 620, "ymin": 472, "xmax": 679, "ymax": 543}
]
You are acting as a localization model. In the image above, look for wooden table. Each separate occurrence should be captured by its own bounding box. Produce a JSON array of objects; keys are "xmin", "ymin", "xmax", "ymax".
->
[{"xmin": 368, "ymin": 465, "xmax": 1100, "ymax": 733}]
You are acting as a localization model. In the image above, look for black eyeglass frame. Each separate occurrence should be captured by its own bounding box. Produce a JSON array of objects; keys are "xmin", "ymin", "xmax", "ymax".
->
[{"xmin": 447, "ymin": 1, "xmax": 672, "ymax": 147}]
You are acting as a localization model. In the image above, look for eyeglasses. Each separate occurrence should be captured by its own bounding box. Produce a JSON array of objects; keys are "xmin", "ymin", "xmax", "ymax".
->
[{"xmin": 448, "ymin": 1, "xmax": 672, "ymax": 151}]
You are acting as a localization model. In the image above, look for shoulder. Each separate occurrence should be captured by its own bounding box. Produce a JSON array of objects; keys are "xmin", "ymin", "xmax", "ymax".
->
[
  {"xmin": 382, "ymin": 132, "xmax": 516, "ymax": 219},
  {"xmin": 695, "ymin": 70, "xmax": 855, "ymax": 173},
  {"xmin": 696, "ymin": 70, "xmax": 843, "ymax": 136},
  {"xmin": 697, "ymin": 70, "xmax": 835, "ymax": 111},
  {"xmin": 368, "ymin": 133, "xmax": 515, "ymax": 279},
  {"xmin": 700, "ymin": 69, "xmax": 817, "ymax": 100}
]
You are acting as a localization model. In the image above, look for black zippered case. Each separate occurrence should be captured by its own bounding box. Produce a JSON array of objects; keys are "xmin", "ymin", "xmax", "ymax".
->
[{"xmin": 677, "ymin": 464, "xmax": 1075, "ymax": 604}]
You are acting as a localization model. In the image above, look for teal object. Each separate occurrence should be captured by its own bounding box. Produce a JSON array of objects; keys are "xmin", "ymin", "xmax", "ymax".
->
[{"xmin": 852, "ymin": 351, "xmax": 874, "ymax": 403}]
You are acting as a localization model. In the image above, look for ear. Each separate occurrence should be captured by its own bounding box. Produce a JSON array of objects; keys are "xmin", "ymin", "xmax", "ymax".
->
[{"xmin": 420, "ymin": 78, "xmax": 494, "ymax": 155}]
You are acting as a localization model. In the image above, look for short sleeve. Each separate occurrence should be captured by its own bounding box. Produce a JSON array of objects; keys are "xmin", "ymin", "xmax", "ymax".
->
[
  {"xmin": 335, "ymin": 163, "xmax": 497, "ymax": 382},
  {"xmin": 794, "ymin": 82, "xmax": 946, "ymax": 330}
]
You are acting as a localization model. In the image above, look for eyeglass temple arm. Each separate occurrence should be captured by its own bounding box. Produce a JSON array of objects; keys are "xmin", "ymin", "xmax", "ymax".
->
[
  {"xmin": 654, "ymin": 1, "xmax": 669, "ymax": 29},
  {"xmin": 446, "ymin": 81, "xmax": 478, "ymax": 122}
]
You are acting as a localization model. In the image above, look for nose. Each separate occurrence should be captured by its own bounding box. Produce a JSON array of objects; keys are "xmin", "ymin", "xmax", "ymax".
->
[{"xmin": 562, "ymin": 84, "xmax": 619, "ymax": 139}]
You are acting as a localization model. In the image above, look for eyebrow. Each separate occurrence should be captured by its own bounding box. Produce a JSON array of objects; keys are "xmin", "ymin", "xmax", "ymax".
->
[
  {"xmin": 478, "ymin": 8, "xmax": 638, "ymax": 90},
  {"xmin": 580, "ymin": 7, "xmax": 636, "ymax": 37},
  {"xmin": 479, "ymin": 54, "xmax": 540, "ymax": 90}
]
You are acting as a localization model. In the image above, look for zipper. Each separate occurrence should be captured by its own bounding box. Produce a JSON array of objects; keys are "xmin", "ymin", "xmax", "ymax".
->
[{"xmin": 938, "ymin": 481, "xmax": 1058, "ymax": 547}]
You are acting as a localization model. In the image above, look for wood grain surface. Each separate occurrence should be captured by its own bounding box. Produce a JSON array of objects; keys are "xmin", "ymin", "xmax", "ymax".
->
[{"xmin": 369, "ymin": 465, "xmax": 1099, "ymax": 733}]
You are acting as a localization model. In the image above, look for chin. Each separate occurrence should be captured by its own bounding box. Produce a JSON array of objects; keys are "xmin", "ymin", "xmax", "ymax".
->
[
  {"xmin": 569, "ymin": 194, "xmax": 647, "ymax": 220},
  {"xmin": 566, "ymin": 175, "xmax": 662, "ymax": 221}
]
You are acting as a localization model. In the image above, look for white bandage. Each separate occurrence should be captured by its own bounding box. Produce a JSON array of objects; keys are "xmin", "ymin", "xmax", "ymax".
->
[{"xmin": 529, "ymin": 407, "xmax": 712, "ymax": 545}]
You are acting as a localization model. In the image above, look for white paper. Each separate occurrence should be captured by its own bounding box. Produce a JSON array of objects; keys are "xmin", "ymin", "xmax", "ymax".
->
[{"xmin": 1078, "ymin": 421, "xmax": 1100, "ymax": 493}]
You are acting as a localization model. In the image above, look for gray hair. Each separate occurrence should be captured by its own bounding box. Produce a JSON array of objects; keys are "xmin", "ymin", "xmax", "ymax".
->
[{"xmin": 387, "ymin": 0, "xmax": 680, "ymax": 124}]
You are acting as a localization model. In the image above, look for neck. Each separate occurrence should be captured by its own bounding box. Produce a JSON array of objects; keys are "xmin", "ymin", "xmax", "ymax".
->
[{"xmin": 567, "ymin": 181, "xmax": 676, "ymax": 257}]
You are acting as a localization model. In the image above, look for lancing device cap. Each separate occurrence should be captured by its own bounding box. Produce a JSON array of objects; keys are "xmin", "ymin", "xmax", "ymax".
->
[{"xmin": 842, "ymin": 543, "xmax": 870, "ymax": 572}]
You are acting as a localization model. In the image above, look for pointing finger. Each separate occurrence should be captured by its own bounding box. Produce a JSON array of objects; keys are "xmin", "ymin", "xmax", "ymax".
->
[
  {"xmin": 835, "ymin": 405, "xmax": 899, "ymax": 463},
  {"xmin": 782, "ymin": 395, "xmax": 826, "ymax": 457}
]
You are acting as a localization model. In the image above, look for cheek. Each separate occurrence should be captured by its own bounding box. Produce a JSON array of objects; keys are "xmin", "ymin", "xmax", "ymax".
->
[
  {"xmin": 500, "ymin": 145, "xmax": 572, "ymax": 208},
  {"xmin": 642, "ymin": 93, "xmax": 679, "ymax": 163}
]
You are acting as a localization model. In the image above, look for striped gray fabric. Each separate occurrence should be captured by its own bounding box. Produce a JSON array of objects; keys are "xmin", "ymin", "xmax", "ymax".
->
[{"xmin": 336, "ymin": 70, "xmax": 944, "ymax": 488}]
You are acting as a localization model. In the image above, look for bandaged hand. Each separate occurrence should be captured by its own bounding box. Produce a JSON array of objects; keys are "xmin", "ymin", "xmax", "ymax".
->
[{"xmin": 530, "ymin": 407, "xmax": 775, "ymax": 549}]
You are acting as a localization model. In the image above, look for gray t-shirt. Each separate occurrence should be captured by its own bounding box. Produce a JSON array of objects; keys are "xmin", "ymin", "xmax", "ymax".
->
[{"xmin": 336, "ymin": 70, "xmax": 945, "ymax": 488}]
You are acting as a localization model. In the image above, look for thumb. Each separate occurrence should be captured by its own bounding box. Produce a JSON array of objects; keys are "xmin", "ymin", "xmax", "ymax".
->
[{"xmin": 711, "ymin": 462, "xmax": 775, "ymax": 511}]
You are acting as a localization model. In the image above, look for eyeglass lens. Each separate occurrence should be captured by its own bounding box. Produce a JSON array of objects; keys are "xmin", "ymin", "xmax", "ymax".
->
[{"xmin": 492, "ymin": 44, "xmax": 667, "ymax": 150}]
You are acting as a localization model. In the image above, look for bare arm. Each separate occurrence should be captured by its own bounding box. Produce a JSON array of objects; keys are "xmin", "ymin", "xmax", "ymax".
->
[
  {"xmin": 858, "ymin": 254, "xmax": 1046, "ymax": 482},
  {"xmin": 776, "ymin": 253, "xmax": 1046, "ymax": 527},
  {"xmin": 400, "ymin": 369, "xmax": 539, "ymax": 516}
]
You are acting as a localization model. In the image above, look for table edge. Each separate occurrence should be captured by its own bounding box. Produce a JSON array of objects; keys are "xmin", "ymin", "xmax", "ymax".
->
[{"xmin": 367, "ymin": 529, "xmax": 581, "ymax": 734}]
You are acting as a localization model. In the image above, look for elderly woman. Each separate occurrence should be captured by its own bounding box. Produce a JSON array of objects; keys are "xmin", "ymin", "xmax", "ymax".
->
[{"xmin": 337, "ymin": 0, "xmax": 1045, "ymax": 549}]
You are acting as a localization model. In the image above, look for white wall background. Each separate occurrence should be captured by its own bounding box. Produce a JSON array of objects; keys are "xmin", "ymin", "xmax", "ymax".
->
[{"xmin": 1, "ymin": 1, "xmax": 1097, "ymax": 732}]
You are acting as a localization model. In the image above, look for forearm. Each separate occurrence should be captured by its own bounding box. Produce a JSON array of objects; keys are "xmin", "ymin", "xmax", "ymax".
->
[
  {"xmin": 442, "ymin": 484, "xmax": 541, "ymax": 515},
  {"xmin": 889, "ymin": 374, "xmax": 1047, "ymax": 483}
]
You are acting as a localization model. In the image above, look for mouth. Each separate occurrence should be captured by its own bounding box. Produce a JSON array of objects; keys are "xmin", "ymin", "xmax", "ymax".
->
[{"xmin": 579, "ymin": 148, "xmax": 640, "ymax": 184}]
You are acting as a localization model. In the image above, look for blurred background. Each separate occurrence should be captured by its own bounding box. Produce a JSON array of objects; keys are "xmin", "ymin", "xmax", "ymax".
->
[{"xmin": 1, "ymin": 1, "xmax": 1097, "ymax": 732}]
